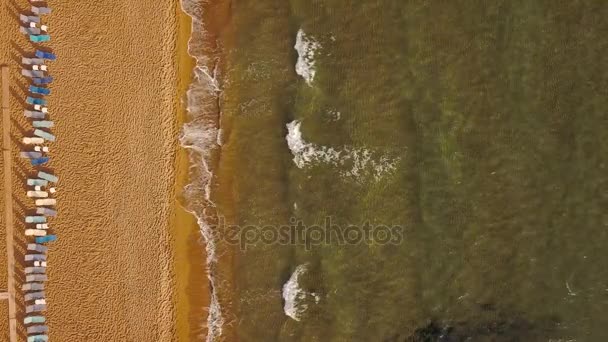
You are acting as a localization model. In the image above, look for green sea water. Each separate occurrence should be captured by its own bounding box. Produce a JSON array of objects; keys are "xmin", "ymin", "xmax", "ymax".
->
[{"xmin": 210, "ymin": 1, "xmax": 608, "ymax": 341}]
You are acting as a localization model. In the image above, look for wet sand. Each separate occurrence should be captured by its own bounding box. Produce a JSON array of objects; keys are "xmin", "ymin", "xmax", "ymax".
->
[{"xmin": 0, "ymin": 0, "xmax": 204, "ymax": 340}]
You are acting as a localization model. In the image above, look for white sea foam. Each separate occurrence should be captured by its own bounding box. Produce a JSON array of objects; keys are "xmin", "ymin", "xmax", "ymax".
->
[
  {"xmin": 286, "ymin": 120, "xmax": 399, "ymax": 181},
  {"xmin": 282, "ymin": 264, "xmax": 309, "ymax": 321},
  {"xmin": 180, "ymin": 0, "xmax": 225, "ymax": 340},
  {"xmin": 294, "ymin": 29, "xmax": 320, "ymax": 85}
]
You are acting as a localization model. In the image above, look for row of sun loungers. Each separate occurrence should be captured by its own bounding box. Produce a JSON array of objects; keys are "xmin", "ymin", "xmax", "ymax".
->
[{"xmin": 21, "ymin": 9, "xmax": 55, "ymax": 340}]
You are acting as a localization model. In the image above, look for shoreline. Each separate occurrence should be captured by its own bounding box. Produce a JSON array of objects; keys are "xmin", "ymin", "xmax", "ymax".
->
[{"xmin": 172, "ymin": 3, "xmax": 210, "ymax": 341}]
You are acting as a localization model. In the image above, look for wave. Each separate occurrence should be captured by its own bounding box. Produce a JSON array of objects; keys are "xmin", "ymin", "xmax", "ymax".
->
[
  {"xmin": 179, "ymin": 0, "xmax": 224, "ymax": 340},
  {"xmin": 294, "ymin": 29, "xmax": 320, "ymax": 86},
  {"xmin": 286, "ymin": 120, "xmax": 400, "ymax": 181},
  {"xmin": 283, "ymin": 264, "xmax": 318, "ymax": 321}
]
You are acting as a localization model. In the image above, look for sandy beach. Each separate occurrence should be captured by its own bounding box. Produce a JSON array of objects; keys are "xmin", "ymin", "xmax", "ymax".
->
[{"xmin": 0, "ymin": 0, "xmax": 205, "ymax": 340}]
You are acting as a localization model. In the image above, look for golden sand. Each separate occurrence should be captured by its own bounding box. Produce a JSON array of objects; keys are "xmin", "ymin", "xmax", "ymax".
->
[{"xmin": 0, "ymin": 0, "xmax": 206, "ymax": 340}]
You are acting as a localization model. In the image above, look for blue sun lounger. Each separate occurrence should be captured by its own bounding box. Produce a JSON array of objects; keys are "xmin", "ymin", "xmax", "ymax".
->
[
  {"xmin": 22, "ymin": 70, "xmax": 45, "ymax": 78},
  {"xmin": 20, "ymin": 152, "xmax": 42, "ymax": 159},
  {"xmin": 28, "ymin": 335, "xmax": 49, "ymax": 342},
  {"xmin": 24, "ymin": 292, "xmax": 45, "ymax": 302},
  {"xmin": 29, "ymin": 86, "xmax": 51, "ymax": 95},
  {"xmin": 35, "ymin": 50, "xmax": 56, "ymax": 61},
  {"xmin": 33, "ymin": 129, "xmax": 55, "ymax": 142},
  {"xmin": 33, "ymin": 77, "xmax": 53, "ymax": 85},
  {"xmin": 24, "ymin": 110, "xmax": 46, "ymax": 119},
  {"xmin": 27, "ymin": 179, "xmax": 49, "ymax": 187},
  {"xmin": 26, "ymin": 97, "xmax": 46, "ymax": 106},
  {"xmin": 35, "ymin": 235, "xmax": 57, "ymax": 244},
  {"xmin": 27, "ymin": 243, "xmax": 48, "ymax": 253},
  {"xmin": 27, "ymin": 325, "xmax": 48, "ymax": 335},
  {"xmin": 20, "ymin": 14, "xmax": 40, "ymax": 24},
  {"xmin": 30, "ymin": 157, "xmax": 50, "ymax": 166},
  {"xmin": 30, "ymin": 35, "xmax": 50, "ymax": 43},
  {"xmin": 33, "ymin": 121, "xmax": 54, "ymax": 128},
  {"xmin": 22, "ymin": 57, "xmax": 45, "ymax": 65},
  {"xmin": 32, "ymin": 6, "xmax": 52, "ymax": 15},
  {"xmin": 24, "ymin": 316, "xmax": 46, "ymax": 324},
  {"xmin": 38, "ymin": 171, "xmax": 58, "ymax": 183},
  {"xmin": 26, "ymin": 216, "xmax": 46, "ymax": 223}
]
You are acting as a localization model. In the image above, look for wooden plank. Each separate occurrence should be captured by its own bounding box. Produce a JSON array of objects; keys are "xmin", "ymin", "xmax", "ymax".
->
[{"xmin": 2, "ymin": 65, "xmax": 18, "ymax": 342}]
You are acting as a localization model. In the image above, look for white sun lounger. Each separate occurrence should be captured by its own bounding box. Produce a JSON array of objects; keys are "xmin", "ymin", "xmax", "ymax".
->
[
  {"xmin": 33, "ymin": 121, "xmax": 54, "ymax": 128},
  {"xmin": 20, "ymin": 14, "xmax": 40, "ymax": 24},
  {"xmin": 25, "ymin": 254, "xmax": 46, "ymax": 262},
  {"xmin": 27, "ymin": 325, "xmax": 48, "ymax": 334},
  {"xmin": 26, "ymin": 275, "xmax": 47, "ymax": 283},
  {"xmin": 34, "ymin": 261, "xmax": 47, "ymax": 267},
  {"xmin": 35, "ymin": 198, "xmax": 56, "ymax": 206},
  {"xmin": 24, "ymin": 110, "xmax": 45, "ymax": 119},
  {"xmin": 25, "ymin": 267, "xmax": 46, "ymax": 274},
  {"xmin": 36, "ymin": 207, "xmax": 57, "ymax": 216},
  {"xmin": 32, "ymin": 6, "xmax": 51, "ymax": 15},
  {"xmin": 34, "ymin": 299, "xmax": 46, "ymax": 305},
  {"xmin": 24, "ymin": 316, "xmax": 45, "ymax": 324},
  {"xmin": 33, "ymin": 105, "xmax": 48, "ymax": 113},
  {"xmin": 24, "ymin": 291, "xmax": 45, "ymax": 302},
  {"xmin": 25, "ymin": 304, "xmax": 47, "ymax": 313},
  {"xmin": 22, "ymin": 57, "xmax": 45, "ymax": 65},
  {"xmin": 22, "ymin": 283, "xmax": 44, "ymax": 292},
  {"xmin": 27, "ymin": 191, "xmax": 48, "ymax": 198},
  {"xmin": 27, "ymin": 244, "xmax": 48, "ymax": 253},
  {"xmin": 35, "ymin": 223, "xmax": 49, "ymax": 229},
  {"xmin": 28, "ymin": 179, "xmax": 49, "ymax": 187},
  {"xmin": 25, "ymin": 229, "xmax": 47, "ymax": 237},
  {"xmin": 38, "ymin": 171, "xmax": 58, "ymax": 183},
  {"xmin": 28, "ymin": 335, "xmax": 48, "ymax": 342},
  {"xmin": 34, "ymin": 146, "xmax": 50, "ymax": 152},
  {"xmin": 33, "ymin": 129, "xmax": 55, "ymax": 142},
  {"xmin": 31, "ymin": 65, "xmax": 48, "ymax": 71},
  {"xmin": 23, "ymin": 137, "xmax": 45, "ymax": 145},
  {"xmin": 20, "ymin": 152, "xmax": 42, "ymax": 159},
  {"xmin": 22, "ymin": 69, "xmax": 44, "ymax": 78}
]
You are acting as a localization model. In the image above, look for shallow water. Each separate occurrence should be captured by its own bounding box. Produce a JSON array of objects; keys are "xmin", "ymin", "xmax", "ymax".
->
[{"xmin": 185, "ymin": 1, "xmax": 608, "ymax": 341}]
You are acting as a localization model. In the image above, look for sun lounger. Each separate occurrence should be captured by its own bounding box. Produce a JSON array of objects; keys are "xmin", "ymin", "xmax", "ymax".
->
[
  {"xmin": 28, "ymin": 179, "xmax": 49, "ymax": 187},
  {"xmin": 34, "ymin": 146, "xmax": 50, "ymax": 152},
  {"xmin": 20, "ymin": 27, "xmax": 41, "ymax": 35},
  {"xmin": 27, "ymin": 191, "xmax": 48, "ymax": 198},
  {"xmin": 22, "ymin": 69, "xmax": 44, "ymax": 78},
  {"xmin": 36, "ymin": 207, "xmax": 57, "ymax": 216},
  {"xmin": 27, "ymin": 244, "xmax": 48, "ymax": 253},
  {"xmin": 24, "ymin": 316, "xmax": 46, "ymax": 324},
  {"xmin": 30, "ymin": 34, "xmax": 50, "ymax": 43},
  {"xmin": 24, "ymin": 291, "xmax": 46, "ymax": 302},
  {"xmin": 25, "ymin": 267, "xmax": 46, "ymax": 274},
  {"xmin": 35, "ymin": 50, "xmax": 56, "ymax": 60},
  {"xmin": 20, "ymin": 152, "xmax": 42, "ymax": 159},
  {"xmin": 26, "ymin": 97, "xmax": 47, "ymax": 106},
  {"xmin": 33, "ymin": 120, "xmax": 54, "ymax": 128},
  {"xmin": 32, "ymin": 6, "xmax": 52, "ymax": 15},
  {"xmin": 22, "ymin": 57, "xmax": 45, "ymax": 65},
  {"xmin": 23, "ymin": 137, "xmax": 45, "ymax": 145},
  {"xmin": 25, "ymin": 304, "xmax": 47, "ymax": 314},
  {"xmin": 27, "ymin": 325, "xmax": 48, "ymax": 334},
  {"xmin": 35, "ymin": 235, "xmax": 57, "ymax": 244},
  {"xmin": 28, "ymin": 335, "xmax": 49, "ymax": 342},
  {"xmin": 33, "ymin": 129, "xmax": 55, "ymax": 142},
  {"xmin": 34, "ymin": 299, "xmax": 46, "ymax": 305},
  {"xmin": 35, "ymin": 198, "xmax": 56, "ymax": 206},
  {"xmin": 34, "ymin": 261, "xmax": 47, "ymax": 268},
  {"xmin": 26, "ymin": 275, "xmax": 47, "ymax": 283},
  {"xmin": 29, "ymin": 86, "xmax": 51, "ymax": 95},
  {"xmin": 35, "ymin": 223, "xmax": 49, "ymax": 229},
  {"xmin": 22, "ymin": 283, "xmax": 44, "ymax": 291},
  {"xmin": 31, "ymin": 65, "xmax": 47, "ymax": 71},
  {"xmin": 24, "ymin": 110, "xmax": 46, "ymax": 119},
  {"xmin": 25, "ymin": 216, "xmax": 47, "ymax": 223},
  {"xmin": 25, "ymin": 229, "xmax": 47, "ymax": 237},
  {"xmin": 25, "ymin": 254, "xmax": 46, "ymax": 261},
  {"xmin": 30, "ymin": 157, "xmax": 50, "ymax": 166},
  {"xmin": 20, "ymin": 14, "xmax": 40, "ymax": 24},
  {"xmin": 38, "ymin": 171, "xmax": 58, "ymax": 183},
  {"xmin": 33, "ymin": 77, "xmax": 53, "ymax": 85}
]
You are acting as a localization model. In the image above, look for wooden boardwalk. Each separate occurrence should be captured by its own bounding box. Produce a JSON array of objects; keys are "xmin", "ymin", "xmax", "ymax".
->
[{"xmin": 1, "ymin": 65, "xmax": 17, "ymax": 342}]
